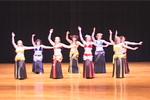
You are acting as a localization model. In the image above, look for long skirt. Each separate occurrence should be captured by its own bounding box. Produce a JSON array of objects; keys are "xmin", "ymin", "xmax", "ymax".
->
[
  {"xmin": 14, "ymin": 60, "xmax": 27, "ymax": 80},
  {"xmin": 125, "ymin": 58, "xmax": 130, "ymax": 74},
  {"xmin": 68, "ymin": 57, "xmax": 79, "ymax": 73},
  {"xmin": 94, "ymin": 51, "xmax": 106, "ymax": 73},
  {"xmin": 112, "ymin": 58, "xmax": 125, "ymax": 78},
  {"xmin": 83, "ymin": 60, "xmax": 94, "ymax": 79},
  {"xmin": 50, "ymin": 60, "xmax": 63, "ymax": 79},
  {"xmin": 32, "ymin": 61, "xmax": 44, "ymax": 74}
]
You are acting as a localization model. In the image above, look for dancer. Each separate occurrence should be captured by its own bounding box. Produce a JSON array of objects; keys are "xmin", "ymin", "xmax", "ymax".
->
[
  {"xmin": 32, "ymin": 34, "xmax": 53, "ymax": 74},
  {"xmin": 115, "ymin": 31, "xmax": 142, "ymax": 74},
  {"xmin": 48, "ymin": 29, "xmax": 71, "ymax": 79},
  {"xmin": 114, "ymin": 30, "xmax": 142, "ymax": 46},
  {"xmin": 109, "ymin": 30, "xmax": 139, "ymax": 78},
  {"xmin": 92, "ymin": 27, "xmax": 111, "ymax": 73},
  {"xmin": 78, "ymin": 26, "xmax": 94, "ymax": 79},
  {"xmin": 12, "ymin": 32, "xmax": 35, "ymax": 80},
  {"xmin": 66, "ymin": 31, "xmax": 83, "ymax": 73}
]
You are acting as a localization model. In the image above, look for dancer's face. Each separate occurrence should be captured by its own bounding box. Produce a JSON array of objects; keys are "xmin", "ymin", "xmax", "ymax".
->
[
  {"xmin": 121, "ymin": 37, "xmax": 126, "ymax": 42},
  {"xmin": 86, "ymin": 36, "xmax": 92, "ymax": 42},
  {"xmin": 96, "ymin": 33, "xmax": 103, "ymax": 40},
  {"xmin": 17, "ymin": 40, "xmax": 23, "ymax": 46},
  {"xmin": 55, "ymin": 37, "xmax": 60, "ymax": 43},
  {"xmin": 72, "ymin": 37, "xmax": 77, "ymax": 41},
  {"xmin": 115, "ymin": 37, "xmax": 121, "ymax": 44},
  {"xmin": 36, "ymin": 41, "xmax": 41, "ymax": 46}
]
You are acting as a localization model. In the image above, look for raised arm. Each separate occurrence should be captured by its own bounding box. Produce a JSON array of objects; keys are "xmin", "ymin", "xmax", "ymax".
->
[
  {"xmin": 41, "ymin": 45, "xmax": 53, "ymax": 49},
  {"xmin": 109, "ymin": 30, "xmax": 115, "ymax": 45},
  {"xmin": 102, "ymin": 44, "xmax": 109, "ymax": 48},
  {"xmin": 62, "ymin": 43, "xmax": 71, "ymax": 49},
  {"xmin": 77, "ymin": 41, "xmax": 84, "ymax": 47},
  {"xmin": 115, "ymin": 30, "xmax": 119, "ymax": 39},
  {"xmin": 32, "ymin": 34, "xmax": 36, "ymax": 46},
  {"xmin": 78, "ymin": 26, "xmax": 86, "ymax": 44},
  {"xmin": 24, "ymin": 46, "xmax": 36, "ymax": 50},
  {"xmin": 123, "ymin": 44, "xmax": 138, "ymax": 50},
  {"xmin": 48, "ymin": 29, "xmax": 55, "ymax": 46},
  {"xmin": 66, "ymin": 31, "xmax": 72, "ymax": 44},
  {"xmin": 91, "ymin": 27, "xmax": 96, "ymax": 42},
  {"xmin": 103, "ymin": 40, "xmax": 112, "ymax": 45},
  {"xmin": 12, "ymin": 32, "xmax": 17, "ymax": 48},
  {"xmin": 124, "ymin": 41, "xmax": 143, "ymax": 45}
]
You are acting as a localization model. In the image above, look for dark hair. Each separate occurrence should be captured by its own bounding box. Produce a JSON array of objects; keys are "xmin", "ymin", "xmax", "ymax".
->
[
  {"xmin": 70, "ymin": 35, "xmax": 79, "ymax": 40},
  {"xmin": 120, "ymin": 36, "xmax": 126, "ymax": 40}
]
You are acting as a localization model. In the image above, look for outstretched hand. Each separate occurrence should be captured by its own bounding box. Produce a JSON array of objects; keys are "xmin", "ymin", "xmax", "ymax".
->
[
  {"xmin": 12, "ymin": 32, "xmax": 15, "ymax": 37},
  {"xmin": 66, "ymin": 31, "xmax": 70, "ymax": 35},
  {"xmin": 78, "ymin": 26, "xmax": 82, "ymax": 31},
  {"xmin": 133, "ymin": 47, "xmax": 139, "ymax": 50},
  {"xmin": 32, "ymin": 34, "xmax": 35, "ymax": 37},
  {"xmin": 49, "ymin": 29, "xmax": 53, "ymax": 34},
  {"xmin": 109, "ymin": 29, "xmax": 112, "ymax": 34},
  {"xmin": 139, "ymin": 41, "xmax": 143, "ymax": 45},
  {"xmin": 93, "ymin": 27, "xmax": 96, "ymax": 33},
  {"xmin": 115, "ymin": 30, "xmax": 118, "ymax": 35}
]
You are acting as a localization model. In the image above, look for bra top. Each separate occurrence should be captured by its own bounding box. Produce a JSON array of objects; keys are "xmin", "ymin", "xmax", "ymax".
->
[
  {"xmin": 113, "ymin": 44, "xmax": 123, "ymax": 55},
  {"xmin": 95, "ymin": 40, "xmax": 105, "ymax": 51},
  {"xmin": 34, "ymin": 46, "xmax": 43, "ymax": 51},
  {"xmin": 84, "ymin": 43, "xmax": 93, "ymax": 54},
  {"xmin": 95, "ymin": 40, "xmax": 104, "ymax": 46},
  {"xmin": 16, "ymin": 47, "xmax": 24, "ymax": 54},
  {"xmin": 53, "ymin": 43, "xmax": 63, "ymax": 49},
  {"xmin": 84, "ymin": 43, "xmax": 93, "ymax": 48}
]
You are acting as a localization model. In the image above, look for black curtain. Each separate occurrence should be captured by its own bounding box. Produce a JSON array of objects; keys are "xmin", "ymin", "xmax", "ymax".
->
[{"xmin": 0, "ymin": 1, "xmax": 150, "ymax": 63}]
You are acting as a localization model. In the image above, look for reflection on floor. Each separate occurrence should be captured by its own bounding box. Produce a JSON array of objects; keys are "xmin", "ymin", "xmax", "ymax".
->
[{"xmin": 0, "ymin": 62, "xmax": 150, "ymax": 100}]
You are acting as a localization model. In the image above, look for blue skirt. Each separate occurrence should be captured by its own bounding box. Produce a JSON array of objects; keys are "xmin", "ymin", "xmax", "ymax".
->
[
  {"xmin": 32, "ymin": 61, "xmax": 44, "ymax": 74},
  {"xmin": 50, "ymin": 61, "xmax": 63, "ymax": 79},
  {"xmin": 14, "ymin": 61, "xmax": 27, "ymax": 80},
  {"xmin": 94, "ymin": 51, "xmax": 106, "ymax": 73}
]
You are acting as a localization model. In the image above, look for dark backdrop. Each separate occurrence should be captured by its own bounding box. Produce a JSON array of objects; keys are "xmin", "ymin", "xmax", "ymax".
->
[{"xmin": 0, "ymin": 1, "xmax": 150, "ymax": 63}]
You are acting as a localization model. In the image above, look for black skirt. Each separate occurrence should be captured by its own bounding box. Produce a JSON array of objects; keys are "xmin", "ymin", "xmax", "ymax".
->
[
  {"xmin": 94, "ymin": 51, "xmax": 106, "ymax": 73},
  {"xmin": 124, "ymin": 58, "xmax": 130, "ymax": 74},
  {"xmin": 32, "ymin": 61, "xmax": 44, "ymax": 74},
  {"xmin": 14, "ymin": 61, "xmax": 27, "ymax": 80},
  {"xmin": 83, "ymin": 60, "xmax": 94, "ymax": 79},
  {"xmin": 68, "ymin": 58, "xmax": 79, "ymax": 73},
  {"xmin": 50, "ymin": 61, "xmax": 63, "ymax": 79},
  {"xmin": 112, "ymin": 58, "xmax": 125, "ymax": 78}
]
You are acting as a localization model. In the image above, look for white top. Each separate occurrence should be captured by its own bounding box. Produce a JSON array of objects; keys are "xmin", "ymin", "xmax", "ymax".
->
[
  {"xmin": 33, "ymin": 46, "xmax": 43, "ymax": 61},
  {"xmin": 34, "ymin": 47, "xmax": 43, "ymax": 55},
  {"xmin": 54, "ymin": 48, "xmax": 62, "ymax": 56},
  {"xmin": 94, "ymin": 40, "xmax": 105, "ymax": 52}
]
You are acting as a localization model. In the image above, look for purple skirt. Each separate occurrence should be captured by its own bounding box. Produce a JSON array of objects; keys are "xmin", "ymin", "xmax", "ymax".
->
[{"xmin": 32, "ymin": 61, "xmax": 44, "ymax": 74}]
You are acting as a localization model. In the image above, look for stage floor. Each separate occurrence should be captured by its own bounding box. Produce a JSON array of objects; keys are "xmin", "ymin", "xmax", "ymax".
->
[{"xmin": 0, "ymin": 62, "xmax": 150, "ymax": 100}]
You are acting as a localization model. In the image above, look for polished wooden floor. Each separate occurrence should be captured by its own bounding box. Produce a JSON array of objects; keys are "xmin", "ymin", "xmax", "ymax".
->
[{"xmin": 0, "ymin": 62, "xmax": 150, "ymax": 100}]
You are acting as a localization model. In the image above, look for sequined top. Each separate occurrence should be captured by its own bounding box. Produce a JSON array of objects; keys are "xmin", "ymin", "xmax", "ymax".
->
[
  {"xmin": 113, "ymin": 44, "xmax": 126, "ymax": 62},
  {"xmin": 33, "ymin": 46, "xmax": 43, "ymax": 61},
  {"xmin": 15, "ymin": 47, "xmax": 25, "ymax": 61},
  {"xmin": 94, "ymin": 40, "xmax": 105, "ymax": 52}
]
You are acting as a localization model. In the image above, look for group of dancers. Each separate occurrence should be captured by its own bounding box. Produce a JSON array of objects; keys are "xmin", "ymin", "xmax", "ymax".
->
[{"xmin": 11, "ymin": 26, "xmax": 142, "ymax": 80}]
